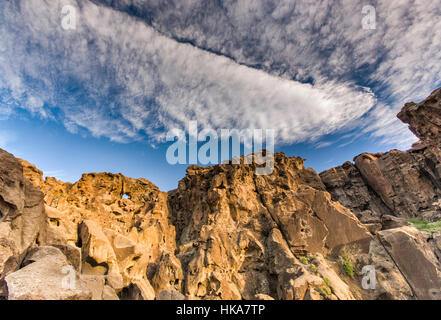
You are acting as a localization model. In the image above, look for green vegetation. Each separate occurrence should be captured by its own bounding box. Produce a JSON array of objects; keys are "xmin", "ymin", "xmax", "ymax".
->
[
  {"xmin": 339, "ymin": 252, "xmax": 355, "ymax": 278},
  {"xmin": 298, "ymin": 255, "xmax": 319, "ymax": 273},
  {"xmin": 315, "ymin": 286, "xmax": 332, "ymax": 298},
  {"xmin": 407, "ymin": 218, "xmax": 441, "ymax": 232},
  {"xmin": 323, "ymin": 277, "xmax": 331, "ymax": 287},
  {"xmin": 343, "ymin": 262, "xmax": 355, "ymax": 278},
  {"xmin": 298, "ymin": 256, "xmax": 310, "ymax": 265}
]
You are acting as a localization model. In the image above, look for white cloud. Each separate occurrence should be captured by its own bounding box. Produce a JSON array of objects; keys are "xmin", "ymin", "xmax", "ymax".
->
[
  {"xmin": 0, "ymin": 0, "xmax": 439, "ymax": 150},
  {"xmin": 0, "ymin": 0, "xmax": 377, "ymax": 146},
  {"xmin": 102, "ymin": 0, "xmax": 439, "ymax": 147}
]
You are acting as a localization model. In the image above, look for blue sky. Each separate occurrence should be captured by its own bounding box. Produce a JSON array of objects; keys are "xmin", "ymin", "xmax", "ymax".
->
[
  {"xmin": 0, "ymin": 111, "xmax": 394, "ymax": 191},
  {"xmin": 1, "ymin": 0, "xmax": 440, "ymax": 191}
]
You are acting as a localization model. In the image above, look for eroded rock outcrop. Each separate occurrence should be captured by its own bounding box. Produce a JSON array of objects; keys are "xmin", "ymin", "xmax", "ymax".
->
[
  {"xmin": 11, "ymin": 150, "xmax": 375, "ymax": 300},
  {"xmin": 321, "ymin": 87, "xmax": 441, "ymax": 225},
  {"xmin": 2, "ymin": 87, "xmax": 441, "ymax": 300},
  {"xmin": 398, "ymin": 87, "xmax": 441, "ymax": 150},
  {"xmin": 167, "ymin": 153, "xmax": 372, "ymax": 300},
  {"xmin": 317, "ymin": 87, "xmax": 441, "ymax": 300},
  {"xmin": 321, "ymin": 148, "xmax": 441, "ymax": 224},
  {"xmin": 0, "ymin": 149, "xmax": 46, "ymax": 299},
  {"xmin": 16, "ymin": 164, "xmax": 177, "ymax": 299},
  {"xmin": 378, "ymin": 227, "xmax": 441, "ymax": 299}
]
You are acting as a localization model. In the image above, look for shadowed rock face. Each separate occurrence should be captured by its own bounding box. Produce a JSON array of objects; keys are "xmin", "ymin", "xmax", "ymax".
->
[
  {"xmin": 321, "ymin": 148, "xmax": 441, "ymax": 223},
  {"xmin": 317, "ymin": 88, "xmax": 441, "ymax": 300},
  {"xmin": 1, "ymin": 87, "xmax": 441, "ymax": 300},
  {"xmin": 321, "ymin": 88, "xmax": 441, "ymax": 225},
  {"xmin": 377, "ymin": 227, "xmax": 441, "ymax": 300},
  {"xmin": 398, "ymin": 87, "xmax": 441, "ymax": 149},
  {"xmin": 0, "ymin": 149, "xmax": 46, "ymax": 298}
]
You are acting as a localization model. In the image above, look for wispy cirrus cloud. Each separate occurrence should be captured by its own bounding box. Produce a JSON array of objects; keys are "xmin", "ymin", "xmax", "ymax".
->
[
  {"xmin": 0, "ymin": 0, "xmax": 440, "ymax": 150},
  {"xmin": 98, "ymin": 0, "xmax": 441, "ymax": 148},
  {"xmin": 0, "ymin": 0, "xmax": 376, "ymax": 146}
]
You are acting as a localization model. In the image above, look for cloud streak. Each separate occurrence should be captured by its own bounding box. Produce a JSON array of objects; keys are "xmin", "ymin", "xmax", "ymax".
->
[
  {"xmin": 0, "ymin": 0, "xmax": 440, "ymax": 150},
  {"xmin": 97, "ymin": 0, "xmax": 441, "ymax": 147}
]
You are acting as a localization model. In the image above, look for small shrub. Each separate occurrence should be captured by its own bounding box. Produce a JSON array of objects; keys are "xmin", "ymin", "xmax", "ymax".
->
[
  {"xmin": 323, "ymin": 277, "xmax": 331, "ymax": 287},
  {"xmin": 309, "ymin": 264, "xmax": 318, "ymax": 273},
  {"xmin": 343, "ymin": 262, "xmax": 355, "ymax": 278},
  {"xmin": 315, "ymin": 286, "xmax": 332, "ymax": 298},
  {"xmin": 339, "ymin": 251, "xmax": 355, "ymax": 278},
  {"xmin": 299, "ymin": 256, "xmax": 310, "ymax": 265}
]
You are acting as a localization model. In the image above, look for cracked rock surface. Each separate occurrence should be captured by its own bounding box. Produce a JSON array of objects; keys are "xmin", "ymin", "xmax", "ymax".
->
[{"xmin": 1, "ymin": 87, "xmax": 441, "ymax": 300}]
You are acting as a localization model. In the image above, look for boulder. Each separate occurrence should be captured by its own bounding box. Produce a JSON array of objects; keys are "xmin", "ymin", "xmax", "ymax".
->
[
  {"xmin": 79, "ymin": 220, "xmax": 123, "ymax": 290},
  {"xmin": 156, "ymin": 289, "xmax": 186, "ymax": 300},
  {"xmin": 5, "ymin": 246, "xmax": 91, "ymax": 300},
  {"xmin": 365, "ymin": 237, "xmax": 413, "ymax": 300},
  {"xmin": 378, "ymin": 227, "xmax": 441, "ymax": 300},
  {"xmin": 80, "ymin": 274, "xmax": 119, "ymax": 300}
]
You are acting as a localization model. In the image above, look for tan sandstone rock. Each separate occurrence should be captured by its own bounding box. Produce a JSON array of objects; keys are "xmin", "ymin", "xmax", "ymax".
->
[
  {"xmin": 1, "ymin": 87, "xmax": 440, "ymax": 301},
  {"xmin": 5, "ymin": 246, "xmax": 91, "ymax": 300}
]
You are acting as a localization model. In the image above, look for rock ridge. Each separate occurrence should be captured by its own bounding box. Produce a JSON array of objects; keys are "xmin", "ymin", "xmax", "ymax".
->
[{"xmin": 1, "ymin": 87, "xmax": 441, "ymax": 300}]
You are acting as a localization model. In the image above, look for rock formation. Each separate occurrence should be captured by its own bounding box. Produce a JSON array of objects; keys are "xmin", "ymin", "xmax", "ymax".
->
[
  {"xmin": 0, "ymin": 149, "xmax": 46, "ymax": 299},
  {"xmin": 167, "ymin": 154, "xmax": 372, "ymax": 299},
  {"xmin": 321, "ymin": 88, "xmax": 441, "ymax": 226},
  {"xmin": 319, "ymin": 87, "xmax": 441, "ymax": 299},
  {"xmin": 5, "ymin": 246, "xmax": 91, "ymax": 300},
  {"xmin": 0, "ymin": 87, "xmax": 440, "ymax": 300},
  {"xmin": 398, "ymin": 87, "xmax": 441, "ymax": 150}
]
